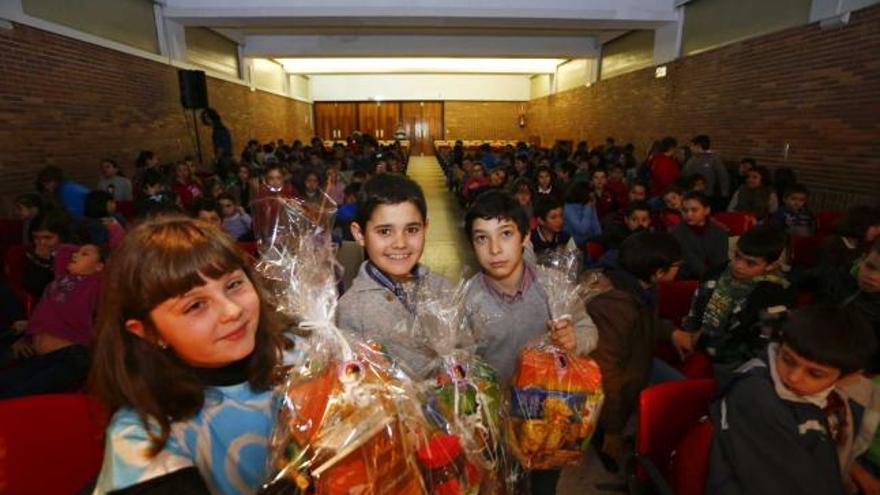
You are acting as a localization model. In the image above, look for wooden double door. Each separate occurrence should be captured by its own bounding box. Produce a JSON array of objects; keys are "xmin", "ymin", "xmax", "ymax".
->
[{"xmin": 313, "ymin": 101, "xmax": 443, "ymax": 156}]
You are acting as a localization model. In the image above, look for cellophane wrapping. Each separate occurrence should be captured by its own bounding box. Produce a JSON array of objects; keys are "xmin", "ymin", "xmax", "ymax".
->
[
  {"xmin": 508, "ymin": 250, "xmax": 605, "ymax": 471},
  {"xmin": 414, "ymin": 280, "xmax": 515, "ymax": 494},
  {"xmin": 254, "ymin": 196, "xmax": 432, "ymax": 495}
]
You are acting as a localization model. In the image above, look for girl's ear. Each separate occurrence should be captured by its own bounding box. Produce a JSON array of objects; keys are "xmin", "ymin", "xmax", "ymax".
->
[
  {"xmin": 350, "ymin": 222, "xmax": 365, "ymax": 247},
  {"xmin": 124, "ymin": 319, "xmax": 148, "ymax": 340}
]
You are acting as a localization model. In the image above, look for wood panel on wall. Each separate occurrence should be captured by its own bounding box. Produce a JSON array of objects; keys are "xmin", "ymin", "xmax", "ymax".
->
[
  {"xmin": 0, "ymin": 22, "xmax": 313, "ymax": 203},
  {"xmin": 377, "ymin": 102, "xmax": 401, "ymax": 140},
  {"xmin": 313, "ymin": 102, "xmax": 357, "ymax": 139},
  {"xmin": 525, "ymin": 4, "xmax": 880, "ymax": 206},
  {"xmin": 401, "ymin": 101, "xmax": 443, "ymax": 156}
]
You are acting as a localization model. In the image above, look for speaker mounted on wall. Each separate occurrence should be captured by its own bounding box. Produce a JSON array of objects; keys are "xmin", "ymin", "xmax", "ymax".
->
[{"xmin": 178, "ymin": 69, "xmax": 209, "ymax": 109}]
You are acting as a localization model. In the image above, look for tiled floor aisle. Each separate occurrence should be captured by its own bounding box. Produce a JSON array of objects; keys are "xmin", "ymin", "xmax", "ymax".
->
[
  {"xmin": 406, "ymin": 156, "xmax": 476, "ymax": 280},
  {"xmin": 407, "ymin": 156, "xmax": 627, "ymax": 494}
]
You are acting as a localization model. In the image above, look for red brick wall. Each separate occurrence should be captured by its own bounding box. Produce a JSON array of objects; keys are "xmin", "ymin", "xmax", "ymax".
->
[
  {"xmin": 444, "ymin": 101, "xmax": 528, "ymax": 141},
  {"xmin": 0, "ymin": 22, "xmax": 313, "ymax": 205},
  {"xmin": 527, "ymin": 5, "xmax": 880, "ymax": 208}
]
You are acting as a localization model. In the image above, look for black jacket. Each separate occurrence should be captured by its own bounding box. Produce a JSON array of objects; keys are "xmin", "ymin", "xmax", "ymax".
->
[{"xmin": 708, "ymin": 360, "xmax": 847, "ymax": 495}]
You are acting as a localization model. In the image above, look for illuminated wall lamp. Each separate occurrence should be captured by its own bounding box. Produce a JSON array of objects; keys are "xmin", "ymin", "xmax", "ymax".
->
[{"xmin": 655, "ymin": 66, "xmax": 668, "ymax": 78}]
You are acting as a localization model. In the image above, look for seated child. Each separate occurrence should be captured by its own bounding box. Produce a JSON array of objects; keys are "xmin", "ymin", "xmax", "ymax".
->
[
  {"xmin": 596, "ymin": 201, "xmax": 652, "ymax": 269},
  {"xmin": 462, "ymin": 190, "xmax": 598, "ymax": 495},
  {"xmin": 562, "ymin": 181, "xmax": 601, "ymax": 246},
  {"xmin": 606, "ymin": 164, "xmax": 629, "ymax": 209},
  {"xmin": 707, "ymin": 305, "xmax": 875, "ymax": 495},
  {"xmin": 513, "ymin": 178, "xmax": 535, "ymax": 226},
  {"xmin": 97, "ymin": 158, "xmax": 133, "ymax": 202},
  {"xmin": 655, "ymin": 186, "xmax": 684, "ymax": 232},
  {"xmin": 0, "ymin": 243, "xmax": 106, "ymax": 398},
  {"xmin": 681, "ymin": 225, "xmax": 795, "ymax": 383},
  {"xmin": 555, "ymin": 161, "xmax": 576, "ymax": 190},
  {"xmin": 816, "ymin": 239, "xmax": 880, "ymax": 372},
  {"xmin": 727, "ymin": 165, "xmax": 778, "ymax": 219},
  {"xmin": 23, "ymin": 209, "xmax": 73, "ymax": 302},
  {"xmin": 591, "ymin": 168, "xmax": 618, "ymax": 220},
  {"xmin": 599, "ymin": 201, "xmax": 652, "ymax": 251},
  {"xmin": 819, "ymin": 205, "xmax": 880, "ymax": 271},
  {"xmin": 770, "ymin": 183, "xmax": 816, "ymax": 237},
  {"xmin": 217, "ymin": 193, "xmax": 253, "ymax": 241},
  {"xmin": 604, "ymin": 180, "xmax": 649, "ymax": 228},
  {"xmin": 335, "ymin": 182, "xmax": 361, "ymax": 242},
  {"xmin": 588, "ymin": 232, "xmax": 691, "ymax": 469},
  {"xmin": 337, "ymin": 173, "xmax": 451, "ymax": 379},
  {"xmin": 134, "ymin": 168, "xmax": 178, "ymax": 219},
  {"xmin": 671, "ymin": 191, "xmax": 729, "ymax": 280},
  {"xmin": 530, "ymin": 195, "xmax": 575, "ymax": 256},
  {"xmin": 462, "ymin": 162, "xmax": 491, "ymax": 202},
  {"xmin": 171, "ymin": 161, "xmax": 204, "ymax": 212},
  {"xmin": 14, "ymin": 192, "xmax": 44, "ymax": 245},
  {"xmin": 534, "ymin": 165, "xmax": 562, "ymax": 202},
  {"xmin": 191, "ymin": 197, "xmax": 223, "ymax": 228},
  {"xmin": 81, "ymin": 190, "xmax": 125, "ymax": 247}
]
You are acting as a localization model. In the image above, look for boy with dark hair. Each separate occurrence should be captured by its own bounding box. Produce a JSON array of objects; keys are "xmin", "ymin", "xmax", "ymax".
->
[
  {"xmin": 817, "ymin": 239, "xmax": 880, "ymax": 372},
  {"xmin": 556, "ymin": 161, "xmax": 577, "ymax": 190},
  {"xmin": 530, "ymin": 195, "xmax": 573, "ymax": 256},
  {"xmin": 216, "ymin": 192, "xmax": 253, "ymax": 241},
  {"xmin": 770, "ymin": 183, "xmax": 816, "ymax": 237},
  {"xmin": 708, "ymin": 305, "xmax": 876, "ymax": 495},
  {"xmin": 134, "ymin": 168, "xmax": 178, "ymax": 219},
  {"xmin": 588, "ymin": 231, "xmax": 692, "ymax": 470},
  {"xmin": 338, "ymin": 173, "xmax": 450, "ymax": 378},
  {"xmin": 655, "ymin": 186, "xmax": 684, "ymax": 232},
  {"xmin": 681, "ymin": 225, "xmax": 795, "ymax": 382},
  {"xmin": 606, "ymin": 164, "xmax": 629, "ymax": 209},
  {"xmin": 683, "ymin": 134, "xmax": 729, "ymax": 208},
  {"xmin": 190, "ymin": 197, "xmax": 222, "ymax": 227},
  {"xmin": 600, "ymin": 201, "xmax": 652, "ymax": 251},
  {"xmin": 671, "ymin": 191, "xmax": 729, "ymax": 280},
  {"xmin": 591, "ymin": 168, "xmax": 617, "ymax": 220},
  {"xmin": 462, "ymin": 190, "xmax": 597, "ymax": 494}
]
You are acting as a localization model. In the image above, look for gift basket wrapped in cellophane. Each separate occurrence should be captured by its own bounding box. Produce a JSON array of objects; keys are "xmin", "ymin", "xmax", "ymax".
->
[
  {"xmin": 253, "ymin": 195, "xmax": 433, "ymax": 495},
  {"xmin": 508, "ymin": 250, "xmax": 605, "ymax": 471},
  {"xmin": 411, "ymin": 279, "xmax": 516, "ymax": 495}
]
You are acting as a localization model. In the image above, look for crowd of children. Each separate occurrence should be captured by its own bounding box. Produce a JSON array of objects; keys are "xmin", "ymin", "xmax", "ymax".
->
[{"xmin": 1, "ymin": 131, "xmax": 879, "ymax": 495}]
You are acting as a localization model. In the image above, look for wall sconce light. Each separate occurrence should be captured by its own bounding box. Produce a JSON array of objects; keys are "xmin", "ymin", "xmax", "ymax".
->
[
  {"xmin": 655, "ymin": 66, "xmax": 668, "ymax": 78},
  {"xmin": 518, "ymin": 104, "xmax": 526, "ymax": 128}
]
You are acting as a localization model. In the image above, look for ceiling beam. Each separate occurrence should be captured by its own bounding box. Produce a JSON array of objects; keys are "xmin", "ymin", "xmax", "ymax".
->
[
  {"xmin": 243, "ymin": 34, "xmax": 599, "ymax": 58},
  {"xmin": 161, "ymin": 0, "xmax": 678, "ymax": 29}
]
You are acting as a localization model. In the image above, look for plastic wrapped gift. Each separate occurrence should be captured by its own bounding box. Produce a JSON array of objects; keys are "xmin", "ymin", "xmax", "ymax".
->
[
  {"xmin": 415, "ymin": 281, "xmax": 515, "ymax": 494},
  {"xmin": 508, "ymin": 250, "xmax": 605, "ymax": 471},
  {"xmin": 254, "ymin": 196, "xmax": 430, "ymax": 495}
]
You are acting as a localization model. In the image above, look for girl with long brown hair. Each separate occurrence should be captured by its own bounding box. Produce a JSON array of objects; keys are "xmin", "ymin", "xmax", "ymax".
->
[{"xmin": 89, "ymin": 216, "xmax": 289, "ymax": 494}]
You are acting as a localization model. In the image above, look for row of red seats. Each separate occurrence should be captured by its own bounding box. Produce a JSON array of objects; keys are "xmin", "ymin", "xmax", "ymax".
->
[
  {"xmin": 0, "ymin": 382, "xmax": 718, "ymax": 495},
  {"xmin": 0, "ymin": 384, "xmax": 717, "ymax": 495}
]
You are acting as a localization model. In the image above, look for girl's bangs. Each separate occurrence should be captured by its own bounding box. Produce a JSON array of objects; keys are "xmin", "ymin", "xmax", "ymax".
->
[{"xmin": 134, "ymin": 221, "xmax": 245, "ymax": 312}]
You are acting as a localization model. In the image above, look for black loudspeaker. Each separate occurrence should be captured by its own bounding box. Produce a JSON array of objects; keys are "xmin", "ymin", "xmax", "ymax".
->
[{"xmin": 178, "ymin": 69, "xmax": 208, "ymax": 109}]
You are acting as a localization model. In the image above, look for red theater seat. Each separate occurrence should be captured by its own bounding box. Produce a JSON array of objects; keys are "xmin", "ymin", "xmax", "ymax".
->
[
  {"xmin": 584, "ymin": 241, "xmax": 605, "ymax": 262},
  {"xmin": 711, "ymin": 212, "xmax": 756, "ymax": 236},
  {"xmin": 115, "ymin": 200, "xmax": 136, "ymax": 222},
  {"xmin": 816, "ymin": 210, "xmax": 843, "ymax": 236},
  {"xmin": 657, "ymin": 280, "xmax": 699, "ymax": 325},
  {"xmin": 790, "ymin": 234, "xmax": 825, "ymax": 269},
  {"xmin": 0, "ymin": 394, "xmax": 109, "ymax": 495},
  {"xmin": 635, "ymin": 379, "xmax": 716, "ymax": 493}
]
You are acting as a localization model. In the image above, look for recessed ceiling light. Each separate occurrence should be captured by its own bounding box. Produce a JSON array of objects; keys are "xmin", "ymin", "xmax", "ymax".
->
[{"xmin": 275, "ymin": 58, "xmax": 565, "ymax": 74}]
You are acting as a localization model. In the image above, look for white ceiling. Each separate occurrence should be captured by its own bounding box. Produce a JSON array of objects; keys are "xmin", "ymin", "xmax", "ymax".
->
[{"xmin": 160, "ymin": 0, "xmax": 680, "ymax": 75}]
